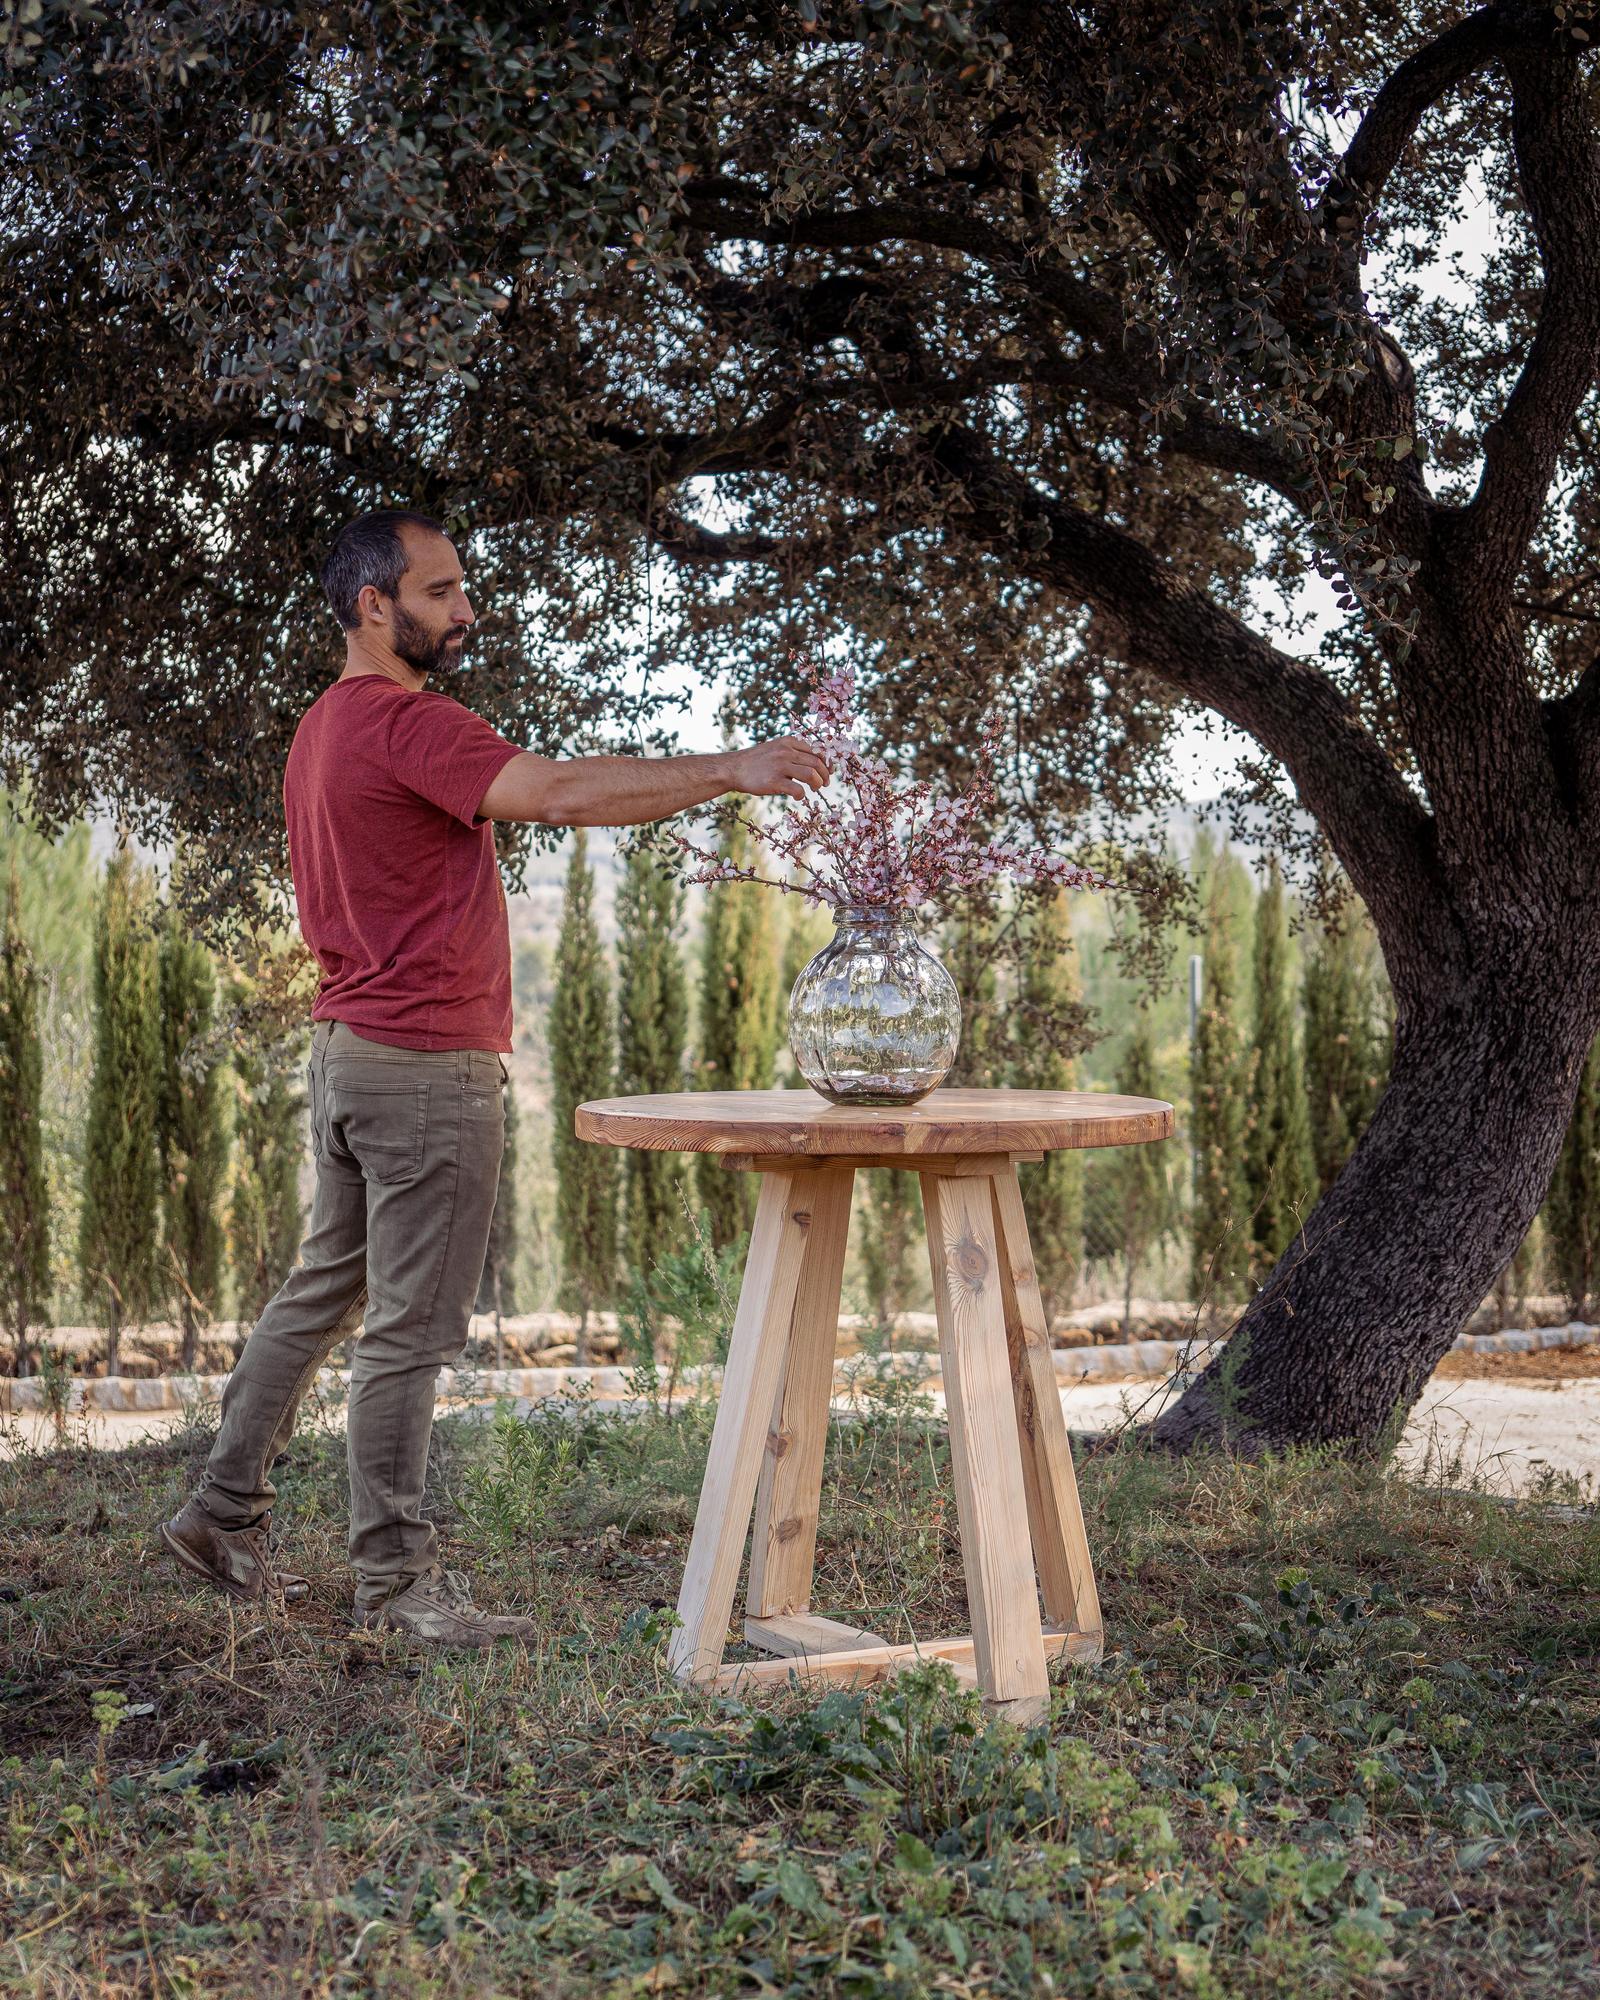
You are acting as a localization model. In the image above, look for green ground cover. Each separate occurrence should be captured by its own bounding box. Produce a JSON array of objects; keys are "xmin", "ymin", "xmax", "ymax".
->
[{"xmin": 2, "ymin": 1389, "xmax": 1597, "ymax": 1997}]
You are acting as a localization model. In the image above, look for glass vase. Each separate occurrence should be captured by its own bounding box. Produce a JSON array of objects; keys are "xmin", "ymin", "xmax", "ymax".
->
[{"xmin": 787, "ymin": 904, "xmax": 962, "ymax": 1106}]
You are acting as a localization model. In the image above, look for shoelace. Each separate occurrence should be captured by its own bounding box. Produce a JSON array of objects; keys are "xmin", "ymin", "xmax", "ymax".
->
[{"xmin": 422, "ymin": 1568, "xmax": 477, "ymax": 1611}]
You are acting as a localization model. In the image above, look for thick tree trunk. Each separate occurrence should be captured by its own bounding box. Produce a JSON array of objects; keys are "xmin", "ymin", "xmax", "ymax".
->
[{"xmin": 1154, "ymin": 939, "xmax": 1600, "ymax": 1453}]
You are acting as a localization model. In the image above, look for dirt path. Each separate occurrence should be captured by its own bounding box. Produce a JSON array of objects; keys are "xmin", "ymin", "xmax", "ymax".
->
[{"xmin": 7, "ymin": 1372, "xmax": 1598, "ymax": 1499}]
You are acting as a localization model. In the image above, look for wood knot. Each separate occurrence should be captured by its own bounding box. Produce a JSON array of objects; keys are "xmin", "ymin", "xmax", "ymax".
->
[
  {"xmin": 951, "ymin": 1230, "xmax": 989, "ymax": 1290},
  {"xmin": 766, "ymin": 1428, "xmax": 791, "ymax": 1459},
  {"xmin": 775, "ymin": 1516, "xmax": 802, "ymax": 1543},
  {"xmin": 791, "ymin": 1208, "xmax": 813, "ymax": 1229}
]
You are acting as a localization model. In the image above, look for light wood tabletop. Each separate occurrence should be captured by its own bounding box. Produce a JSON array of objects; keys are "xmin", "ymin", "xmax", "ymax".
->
[{"xmin": 575, "ymin": 1086, "xmax": 1174, "ymax": 1158}]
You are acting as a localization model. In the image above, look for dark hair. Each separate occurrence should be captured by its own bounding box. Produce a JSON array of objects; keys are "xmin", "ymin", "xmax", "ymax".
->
[{"xmin": 319, "ymin": 509, "xmax": 447, "ymax": 630}]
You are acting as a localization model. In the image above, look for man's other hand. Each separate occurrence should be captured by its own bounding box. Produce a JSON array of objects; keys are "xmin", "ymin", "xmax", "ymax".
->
[{"xmin": 730, "ymin": 737, "xmax": 829, "ymax": 802}]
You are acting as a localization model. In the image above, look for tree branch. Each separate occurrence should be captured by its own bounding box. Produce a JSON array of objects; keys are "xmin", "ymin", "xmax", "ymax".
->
[
  {"xmin": 1331, "ymin": 5, "xmax": 1533, "ymax": 223},
  {"xmin": 1452, "ymin": 29, "xmax": 1600, "ymax": 604},
  {"xmin": 921, "ymin": 422, "xmax": 1457, "ymax": 961}
]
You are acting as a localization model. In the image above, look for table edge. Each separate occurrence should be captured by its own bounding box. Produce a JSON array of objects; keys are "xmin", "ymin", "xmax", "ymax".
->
[{"xmin": 574, "ymin": 1099, "xmax": 1175, "ymax": 1156}]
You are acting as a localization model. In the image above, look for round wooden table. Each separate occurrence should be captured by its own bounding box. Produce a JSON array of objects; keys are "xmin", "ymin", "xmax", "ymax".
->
[{"xmin": 576, "ymin": 1086, "xmax": 1173, "ymax": 1721}]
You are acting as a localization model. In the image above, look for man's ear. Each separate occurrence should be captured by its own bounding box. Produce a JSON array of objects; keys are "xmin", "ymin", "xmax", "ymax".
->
[{"xmin": 356, "ymin": 582, "xmax": 387, "ymax": 626}]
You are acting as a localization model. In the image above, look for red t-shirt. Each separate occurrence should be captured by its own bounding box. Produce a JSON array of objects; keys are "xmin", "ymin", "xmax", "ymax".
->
[{"xmin": 283, "ymin": 674, "xmax": 525, "ymax": 1051}]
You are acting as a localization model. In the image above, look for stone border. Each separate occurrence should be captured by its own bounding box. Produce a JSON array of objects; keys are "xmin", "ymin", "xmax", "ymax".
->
[{"xmin": 5, "ymin": 1319, "xmax": 1597, "ymax": 1416}]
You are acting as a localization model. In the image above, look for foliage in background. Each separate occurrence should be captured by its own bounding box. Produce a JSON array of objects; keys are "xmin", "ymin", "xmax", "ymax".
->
[
  {"xmin": 549, "ymin": 831, "xmax": 618, "ymax": 1351},
  {"xmin": 0, "ymin": 860, "xmax": 50, "ymax": 1373},
  {"xmin": 0, "ymin": 797, "xmax": 96, "ymax": 1324},
  {"xmin": 778, "ymin": 888, "xmax": 834, "ymax": 1088},
  {"xmin": 1010, "ymin": 889, "xmax": 1089, "ymax": 1325},
  {"xmin": 1245, "ymin": 862, "xmax": 1317, "ymax": 1276},
  {"xmin": 1190, "ymin": 860, "xmax": 1252, "ymax": 1307},
  {"xmin": 1303, "ymin": 873, "xmax": 1389, "ymax": 1198},
  {"xmin": 1545, "ymin": 1033, "xmax": 1600, "ymax": 1320},
  {"xmin": 616, "ymin": 846, "xmax": 689, "ymax": 1279},
  {"xmin": 78, "ymin": 847, "xmax": 163, "ymax": 1370},
  {"xmin": 857, "ymin": 1169, "xmax": 924, "ymax": 1333},
  {"xmin": 156, "ymin": 892, "xmax": 228, "ymax": 1370},
  {"xmin": 476, "ymin": 1078, "xmax": 521, "ymax": 1328},
  {"xmin": 695, "ymin": 819, "xmax": 780, "ymax": 1248},
  {"xmin": 1090, "ymin": 1020, "xmax": 1178, "ymax": 1331},
  {"xmin": 943, "ymin": 896, "xmax": 1002, "ymax": 1089},
  {"xmin": 222, "ymin": 955, "xmax": 306, "ymax": 1331},
  {"xmin": 617, "ymin": 1205, "xmax": 743, "ymax": 1409}
]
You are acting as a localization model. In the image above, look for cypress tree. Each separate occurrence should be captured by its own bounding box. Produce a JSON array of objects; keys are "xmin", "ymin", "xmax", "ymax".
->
[
  {"xmin": 79, "ymin": 847, "xmax": 163, "ymax": 1372},
  {"xmin": 944, "ymin": 893, "xmax": 1002, "ymax": 1088},
  {"xmin": 1190, "ymin": 862, "xmax": 1251, "ymax": 1305},
  {"xmin": 476, "ymin": 1078, "xmax": 521, "ymax": 1331},
  {"xmin": 0, "ymin": 861, "xmax": 50, "ymax": 1375},
  {"xmin": 616, "ymin": 845, "xmax": 689, "ymax": 1278},
  {"xmin": 1009, "ymin": 889, "xmax": 1087, "ymax": 1328},
  {"xmin": 859, "ymin": 1170, "xmax": 922, "ymax": 1333},
  {"xmin": 1113, "ymin": 1021, "xmax": 1173, "ymax": 1330},
  {"xmin": 225, "ymin": 973, "xmax": 306, "ymax": 1330},
  {"xmin": 778, "ymin": 890, "xmax": 834, "ymax": 1087},
  {"xmin": 696, "ymin": 820, "xmax": 781, "ymax": 1247},
  {"xmin": 1244, "ymin": 861, "xmax": 1316, "ymax": 1272},
  {"xmin": 1302, "ymin": 872, "xmax": 1384, "ymax": 1195},
  {"xmin": 548, "ymin": 830, "xmax": 618, "ymax": 1346},
  {"xmin": 157, "ymin": 894, "xmax": 229, "ymax": 1371},
  {"xmin": 1546, "ymin": 1033, "xmax": 1600, "ymax": 1319}
]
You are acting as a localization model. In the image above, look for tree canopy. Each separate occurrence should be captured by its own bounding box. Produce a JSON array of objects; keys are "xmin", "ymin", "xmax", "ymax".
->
[{"xmin": 14, "ymin": 1, "xmax": 1596, "ymax": 951}]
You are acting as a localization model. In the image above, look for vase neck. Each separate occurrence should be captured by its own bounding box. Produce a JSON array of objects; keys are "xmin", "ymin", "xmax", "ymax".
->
[{"xmin": 835, "ymin": 903, "xmax": 902, "ymax": 930}]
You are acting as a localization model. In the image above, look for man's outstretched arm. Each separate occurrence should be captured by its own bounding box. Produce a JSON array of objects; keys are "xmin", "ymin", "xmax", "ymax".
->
[{"xmin": 476, "ymin": 737, "xmax": 827, "ymax": 826}]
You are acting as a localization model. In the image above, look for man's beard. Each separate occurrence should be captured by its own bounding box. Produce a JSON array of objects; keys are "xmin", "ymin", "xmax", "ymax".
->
[{"xmin": 391, "ymin": 603, "xmax": 465, "ymax": 676}]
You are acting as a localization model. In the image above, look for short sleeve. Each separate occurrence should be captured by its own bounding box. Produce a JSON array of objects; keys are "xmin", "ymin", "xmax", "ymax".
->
[{"xmin": 384, "ymin": 692, "xmax": 524, "ymax": 828}]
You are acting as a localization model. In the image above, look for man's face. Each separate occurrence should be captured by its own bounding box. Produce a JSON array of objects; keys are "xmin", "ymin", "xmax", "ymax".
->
[{"xmin": 379, "ymin": 526, "xmax": 475, "ymax": 676}]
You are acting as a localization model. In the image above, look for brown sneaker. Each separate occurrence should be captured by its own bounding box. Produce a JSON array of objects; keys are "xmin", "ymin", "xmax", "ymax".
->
[
  {"xmin": 357, "ymin": 1567, "xmax": 536, "ymax": 1649},
  {"xmin": 159, "ymin": 1498, "xmax": 310, "ymax": 1606}
]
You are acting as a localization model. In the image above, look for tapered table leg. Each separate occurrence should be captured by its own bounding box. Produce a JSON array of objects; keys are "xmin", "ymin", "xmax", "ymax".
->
[
  {"xmin": 990, "ymin": 1165, "xmax": 1103, "ymax": 1649},
  {"xmin": 920, "ymin": 1168, "xmax": 1050, "ymax": 1723},
  {"xmin": 669, "ymin": 1169, "xmax": 811, "ymax": 1683},
  {"xmin": 747, "ymin": 1163, "xmax": 857, "ymax": 1625}
]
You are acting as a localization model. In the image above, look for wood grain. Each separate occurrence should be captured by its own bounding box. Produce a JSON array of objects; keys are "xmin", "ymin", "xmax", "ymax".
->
[
  {"xmin": 668, "ymin": 1170, "xmax": 811, "ymax": 1684},
  {"xmin": 744, "ymin": 1613, "xmax": 890, "ymax": 1657},
  {"xmin": 746, "ymin": 1164, "xmax": 855, "ymax": 1621},
  {"xmin": 713, "ymin": 1628, "xmax": 1101, "ymax": 1700},
  {"xmin": 921, "ymin": 1170, "xmax": 1050, "ymax": 1716},
  {"xmin": 576, "ymin": 1087, "xmax": 1173, "ymax": 1158},
  {"xmin": 990, "ymin": 1167, "xmax": 1103, "ymax": 1641}
]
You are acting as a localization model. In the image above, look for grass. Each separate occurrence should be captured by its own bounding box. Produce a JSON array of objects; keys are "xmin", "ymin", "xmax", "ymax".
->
[{"xmin": 2, "ymin": 1384, "xmax": 1598, "ymax": 1998}]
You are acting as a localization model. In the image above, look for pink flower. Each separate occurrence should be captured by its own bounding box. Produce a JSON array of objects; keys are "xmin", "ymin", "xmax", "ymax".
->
[{"xmin": 676, "ymin": 655, "xmax": 1114, "ymax": 915}]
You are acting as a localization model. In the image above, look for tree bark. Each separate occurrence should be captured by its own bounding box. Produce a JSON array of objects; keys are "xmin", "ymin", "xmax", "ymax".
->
[{"xmin": 1153, "ymin": 922, "xmax": 1600, "ymax": 1452}]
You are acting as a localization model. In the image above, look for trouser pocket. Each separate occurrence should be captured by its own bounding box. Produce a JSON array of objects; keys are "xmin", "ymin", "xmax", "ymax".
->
[{"xmin": 328, "ymin": 1077, "xmax": 432, "ymax": 1185}]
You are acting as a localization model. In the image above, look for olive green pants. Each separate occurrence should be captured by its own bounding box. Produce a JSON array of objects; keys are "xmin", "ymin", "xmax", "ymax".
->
[{"xmin": 198, "ymin": 1019, "xmax": 506, "ymax": 1607}]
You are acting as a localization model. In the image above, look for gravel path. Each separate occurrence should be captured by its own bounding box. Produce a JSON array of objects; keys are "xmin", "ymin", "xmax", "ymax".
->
[{"xmin": 7, "ymin": 1374, "xmax": 1598, "ymax": 1498}]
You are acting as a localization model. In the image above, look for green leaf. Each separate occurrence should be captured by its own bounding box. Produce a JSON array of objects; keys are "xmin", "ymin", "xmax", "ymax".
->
[{"xmin": 894, "ymin": 1831, "xmax": 935, "ymax": 1874}]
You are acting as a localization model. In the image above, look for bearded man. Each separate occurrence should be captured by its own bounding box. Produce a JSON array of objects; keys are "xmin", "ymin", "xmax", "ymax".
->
[{"xmin": 160, "ymin": 509, "xmax": 825, "ymax": 1646}]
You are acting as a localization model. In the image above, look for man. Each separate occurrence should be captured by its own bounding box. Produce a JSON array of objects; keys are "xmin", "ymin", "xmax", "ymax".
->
[{"xmin": 160, "ymin": 509, "xmax": 826, "ymax": 1646}]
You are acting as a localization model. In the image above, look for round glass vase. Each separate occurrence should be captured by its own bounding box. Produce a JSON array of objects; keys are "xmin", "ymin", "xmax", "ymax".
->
[{"xmin": 787, "ymin": 904, "xmax": 962, "ymax": 1106}]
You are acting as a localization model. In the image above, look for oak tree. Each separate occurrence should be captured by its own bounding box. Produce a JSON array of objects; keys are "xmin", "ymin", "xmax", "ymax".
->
[{"xmin": 12, "ymin": 2, "xmax": 1600, "ymax": 1445}]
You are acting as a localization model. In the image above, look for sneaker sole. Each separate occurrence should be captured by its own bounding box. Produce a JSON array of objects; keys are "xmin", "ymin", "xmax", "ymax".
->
[
  {"xmin": 158, "ymin": 1522, "xmax": 309, "ymax": 1605},
  {"xmin": 355, "ymin": 1611, "xmax": 531, "ymax": 1649}
]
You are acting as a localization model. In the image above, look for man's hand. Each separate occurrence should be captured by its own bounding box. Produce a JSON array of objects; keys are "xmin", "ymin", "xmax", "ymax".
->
[{"xmin": 729, "ymin": 736, "xmax": 829, "ymax": 802}]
